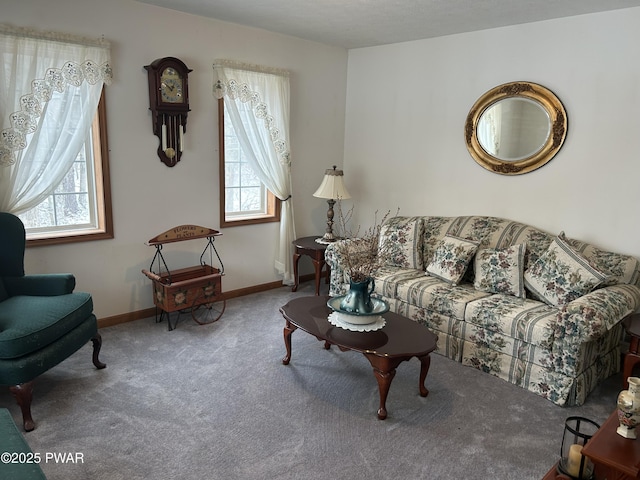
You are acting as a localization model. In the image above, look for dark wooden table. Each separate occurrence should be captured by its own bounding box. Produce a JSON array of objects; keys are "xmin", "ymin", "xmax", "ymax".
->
[
  {"xmin": 291, "ymin": 236, "xmax": 330, "ymax": 295},
  {"xmin": 279, "ymin": 295, "xmax": 438, "ymax": 420},
  {"xmin": 581, "ymin": 410, "xmax": 640, "ymax": 479},
  {"xmin": 541, "ymin": 463, "xmax": 570, "ymax": 480}
]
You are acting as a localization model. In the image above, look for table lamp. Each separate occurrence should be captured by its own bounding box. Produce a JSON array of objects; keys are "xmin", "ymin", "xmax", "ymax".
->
[{"xmin": 313, "ymin": 165, "xmax": 351, "ymax": 244}]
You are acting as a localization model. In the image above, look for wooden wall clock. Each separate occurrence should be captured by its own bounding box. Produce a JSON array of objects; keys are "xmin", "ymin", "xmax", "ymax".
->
[{"xmin": 144, "ymin": 57, "xmax": 192, "ymax": 167}]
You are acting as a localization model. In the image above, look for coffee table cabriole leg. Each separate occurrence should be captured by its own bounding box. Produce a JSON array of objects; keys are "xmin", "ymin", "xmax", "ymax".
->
[
  {"xmin": 364, "ymin": 354, "xmax": 407, "ymax": 420},
  {"xmin": 282, "ymin": 320, "xmax": 297, "ymax": 365},
  {"xmin": 418, "ymin": 354, "xmax": 431, "ymax": 397}
]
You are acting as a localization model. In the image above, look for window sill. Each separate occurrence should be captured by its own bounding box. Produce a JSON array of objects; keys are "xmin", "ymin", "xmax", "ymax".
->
[{"xmin": 221, "ymin": 215, "xmax": 280, "ymax": 228}]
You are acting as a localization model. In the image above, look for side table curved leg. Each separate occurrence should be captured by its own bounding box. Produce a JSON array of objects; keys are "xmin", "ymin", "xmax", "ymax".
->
[
  {"xmin": 312, "ymin": 259, "xmax": 324, "ymax": 295},
  {"xmin": 291, "ymin": 253, "xmax": 301, "ymax": 292},
  {"xmin": 290, "ymin": 238, "xmax": 329, "ymax": 296}
]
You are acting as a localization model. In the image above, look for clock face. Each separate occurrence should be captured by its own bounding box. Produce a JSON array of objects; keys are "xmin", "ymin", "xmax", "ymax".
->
[{"xmin": 160, "ymin": 67, "xmax": 184, "ymax": 103}]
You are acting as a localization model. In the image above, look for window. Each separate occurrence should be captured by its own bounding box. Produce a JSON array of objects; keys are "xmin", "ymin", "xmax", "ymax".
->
[
  {"xmin": 218, "ymin": 98, "xmax": 280, "ymax": 227},
  {"xmin": 18, "ymin": 89, "xmax": 113, "ymax": 246}
]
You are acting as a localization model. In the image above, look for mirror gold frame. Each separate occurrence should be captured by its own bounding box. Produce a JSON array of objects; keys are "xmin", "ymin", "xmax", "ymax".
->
[{"xmin": 464, "ymin": 81, "xmax": 568, "ymax": 175}]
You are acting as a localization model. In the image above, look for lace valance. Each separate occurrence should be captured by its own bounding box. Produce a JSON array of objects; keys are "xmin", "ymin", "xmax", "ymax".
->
[
  {"xmin": 0, "ymin": 25, "xmax": 112, "ymax": 166},
  {"xmin": 212, "ymin": 60, "xmax": 290, "ymax": 166}
]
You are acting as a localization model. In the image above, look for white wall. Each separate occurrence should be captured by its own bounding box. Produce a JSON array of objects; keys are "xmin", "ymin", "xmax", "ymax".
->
[
  {"xmin": 7, "ymin": 3, "xmax": 640, "ymax": 319},
  {"xmin": 3, "ymin": 0, "xmax": 348, "ymax": 318},
  {"xmin": 344, "ymin": 8, "xmax": 640, "ymax": 260}
]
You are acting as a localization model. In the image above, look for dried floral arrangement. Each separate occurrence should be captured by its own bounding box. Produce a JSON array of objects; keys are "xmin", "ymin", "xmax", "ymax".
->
[{"xmin": 334, "ymin": 202, "xmax": 398, "ymax": 283}]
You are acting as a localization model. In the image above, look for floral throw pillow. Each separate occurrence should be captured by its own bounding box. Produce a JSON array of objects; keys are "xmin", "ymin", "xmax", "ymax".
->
[
  {"xmin": 523, "ymin": 232, "xmax": 608, "ymax": 307},
  {"xmin": 473, "ymin": 244, "xmax": 527, "ymax": 298},
  {"xmin": 426, "ymin": 235, "xmax": 480, "ymax": 285},
  {"xmin": 379, "ymin": 217, "xmax": 424, "ymax": 270}
]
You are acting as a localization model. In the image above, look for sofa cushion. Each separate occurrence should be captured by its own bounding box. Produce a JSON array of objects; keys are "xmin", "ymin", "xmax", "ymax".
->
[
  {"xmin": 373, "ymin": 266, "xmax": 426, "ymax": 299},
  {"xmin": 557, "ymin": 235, "xmax": 640, "ymax": 287},
  {"xmin": 462, "ymin": 323, "xmax": 554, "ymax": 369},
  {"xmin": 474, "ymin": 243, "xmax": 527, "ymax": 299},
  {"xmin": 448, "ymin": 216, "xmax": 517, "ymax": 249},
  {"xmin": 421, "ymin": 217, "xmax": 458, "ymax": 267},
  {"xmin": 464, "ymin": 294, "xmax": 557, "ymax": 348},
  {"xmin": 524, "ymin": 233, "xmax": 608, "ymax": 307},
  {"xmin": 0, "ymin": 292, "xmax": 93, "ymax": 359},
  {"xmin": 395, "ymin": 275, "xmax": 490, "ymax": 319},
  {"xmin": 426, "ymin": 235, "xmax": 480, "ymax": 285},
  {"xmin": 379, "ymin": 216, "xmax": 424, "ymax": 270}
]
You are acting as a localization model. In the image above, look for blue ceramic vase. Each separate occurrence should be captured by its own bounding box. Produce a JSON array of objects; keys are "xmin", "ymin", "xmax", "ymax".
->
[{"xmin": 339, "ymin": 278, "xmax": 375, "ymax": 314}]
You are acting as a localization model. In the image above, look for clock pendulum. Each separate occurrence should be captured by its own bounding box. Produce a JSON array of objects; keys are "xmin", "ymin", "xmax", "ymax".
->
[{"xmin": 161, "ymin": 115, "xmax": 179, "ymax": 162}]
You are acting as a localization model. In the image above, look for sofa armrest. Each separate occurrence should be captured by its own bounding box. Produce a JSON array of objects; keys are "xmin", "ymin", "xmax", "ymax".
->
[
  {"xmin": 3, "ymin": 274, "xmax": 76, "ymax": 297},
  {"xmin": 325, "ymin": 238, "xmax": 371, "ymax": 296},
  {"xmin": 553, "ymin": 283, "xmax": 640, "ymax": 346}
]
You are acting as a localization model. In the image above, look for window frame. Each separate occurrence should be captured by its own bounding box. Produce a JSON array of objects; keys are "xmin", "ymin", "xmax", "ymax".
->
[
  {"xmin": 218, "ymin": 98, "xmax": 280, "ymax": 228},
  {"xmin": 24, "ymin": 88, "xmax": 114, "ymax": 246}
]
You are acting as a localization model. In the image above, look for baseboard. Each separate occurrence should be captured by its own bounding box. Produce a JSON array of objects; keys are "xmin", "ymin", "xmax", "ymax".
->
[
  {"xmin": 97, "ymin": 273, "xmax": 316, "ymax": 328},
  {"xmin": 98, "ymin": 307, "xmax": 158, "ymax": 328}
]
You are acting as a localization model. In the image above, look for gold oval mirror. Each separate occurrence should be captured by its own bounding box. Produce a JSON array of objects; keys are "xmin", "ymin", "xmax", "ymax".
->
[{"xmin": 464, "ymin": 82, "xmax": 568, "ymax": 175}]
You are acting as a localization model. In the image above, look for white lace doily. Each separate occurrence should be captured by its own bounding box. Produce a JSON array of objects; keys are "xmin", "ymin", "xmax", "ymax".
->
[{"xmin": 327, "ymin": 312, "xmax": 386, "ymax": 332}]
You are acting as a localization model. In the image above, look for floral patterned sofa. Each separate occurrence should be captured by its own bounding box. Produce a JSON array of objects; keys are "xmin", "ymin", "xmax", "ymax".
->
[{"xmin": 325, "ymin": 216, "xmax": 640, "ymax": 406}]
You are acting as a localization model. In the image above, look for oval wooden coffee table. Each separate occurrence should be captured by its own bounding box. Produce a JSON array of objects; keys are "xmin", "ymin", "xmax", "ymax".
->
[{"xmin": 280, "ymin": 295, "xmax": 438, "ymax": 419}]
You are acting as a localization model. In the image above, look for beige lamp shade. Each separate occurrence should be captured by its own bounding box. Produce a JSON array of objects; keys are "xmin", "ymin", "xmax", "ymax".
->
[{"xmin": 313, "ymin": 166, "xmax": 351, "ymax": 200}]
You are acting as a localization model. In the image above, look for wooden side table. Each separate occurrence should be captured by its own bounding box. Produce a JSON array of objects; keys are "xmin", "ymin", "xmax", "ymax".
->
[
  {"xmin": 541, "ymin": 463, "xmax": 572, "ymax": 480},
  {"xmin": 623, "ymin": 313, "xmax": 640, "ymax": 389},
  {"xmin": 291, "ymin": 236, "xmax": 330, "ymax": 296},
  {"xmin": 582, "ymin": 410, "xmax": 640, "ymax": 479}
]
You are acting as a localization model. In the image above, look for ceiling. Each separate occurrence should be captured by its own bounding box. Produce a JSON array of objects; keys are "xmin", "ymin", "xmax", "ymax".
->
[{"xmin": 136, "ymin": 0, "xmax": 640, "ymax": 49}]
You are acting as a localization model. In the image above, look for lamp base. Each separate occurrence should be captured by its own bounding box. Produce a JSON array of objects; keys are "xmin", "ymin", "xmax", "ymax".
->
[
  {"xmin": 315, "ymin": 235, "xmax": 340, "ymax": 245},
  {"xmin": 317, "ymin": 199, "xmax": 340, "ymax": 245}
]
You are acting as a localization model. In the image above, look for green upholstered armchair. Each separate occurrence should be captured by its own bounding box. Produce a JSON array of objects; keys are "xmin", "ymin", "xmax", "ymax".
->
[{"xmin": 0, "ymin": 212, "xmax": 105, "ymax": 431}]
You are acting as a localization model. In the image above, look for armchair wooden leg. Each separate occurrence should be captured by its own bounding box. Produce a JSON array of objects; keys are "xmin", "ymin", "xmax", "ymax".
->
[
  {"xmin": 91, "ymin": 333, "xmax": 106, "ymax": 369},
  {"xmin": 9, "ymin": 381, "xmax": 35, "ymax": 432}
]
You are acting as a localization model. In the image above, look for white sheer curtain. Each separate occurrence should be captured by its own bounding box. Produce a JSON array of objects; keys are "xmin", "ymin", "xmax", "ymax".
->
[
  {"xmin": 0, "ymin": 24, "xmax": 112, "ymax": 214},
  {"xmin": 213, "ymin": 60, "xmax": 296, "ymax": 285}
]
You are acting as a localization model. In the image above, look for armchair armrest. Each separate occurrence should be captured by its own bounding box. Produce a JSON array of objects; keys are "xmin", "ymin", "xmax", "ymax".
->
[
  {"xmin": 553, "ymin": 283, "xmax": 640, "ymax": 346},
  {"xmin": 3, "ymin": 274, "xmax": 76, "ymax": 297}
]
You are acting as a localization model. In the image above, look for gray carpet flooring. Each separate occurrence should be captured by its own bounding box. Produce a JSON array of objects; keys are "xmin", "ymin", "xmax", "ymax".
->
[{"xmin": 0, "ymin": 282, "xmax": 623, "ymax": 480}]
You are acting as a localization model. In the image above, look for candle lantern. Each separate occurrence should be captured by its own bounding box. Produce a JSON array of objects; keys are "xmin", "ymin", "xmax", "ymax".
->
[{"xmin": 558, "ymin": 416, "xmax": 600, "ymax": 479}]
